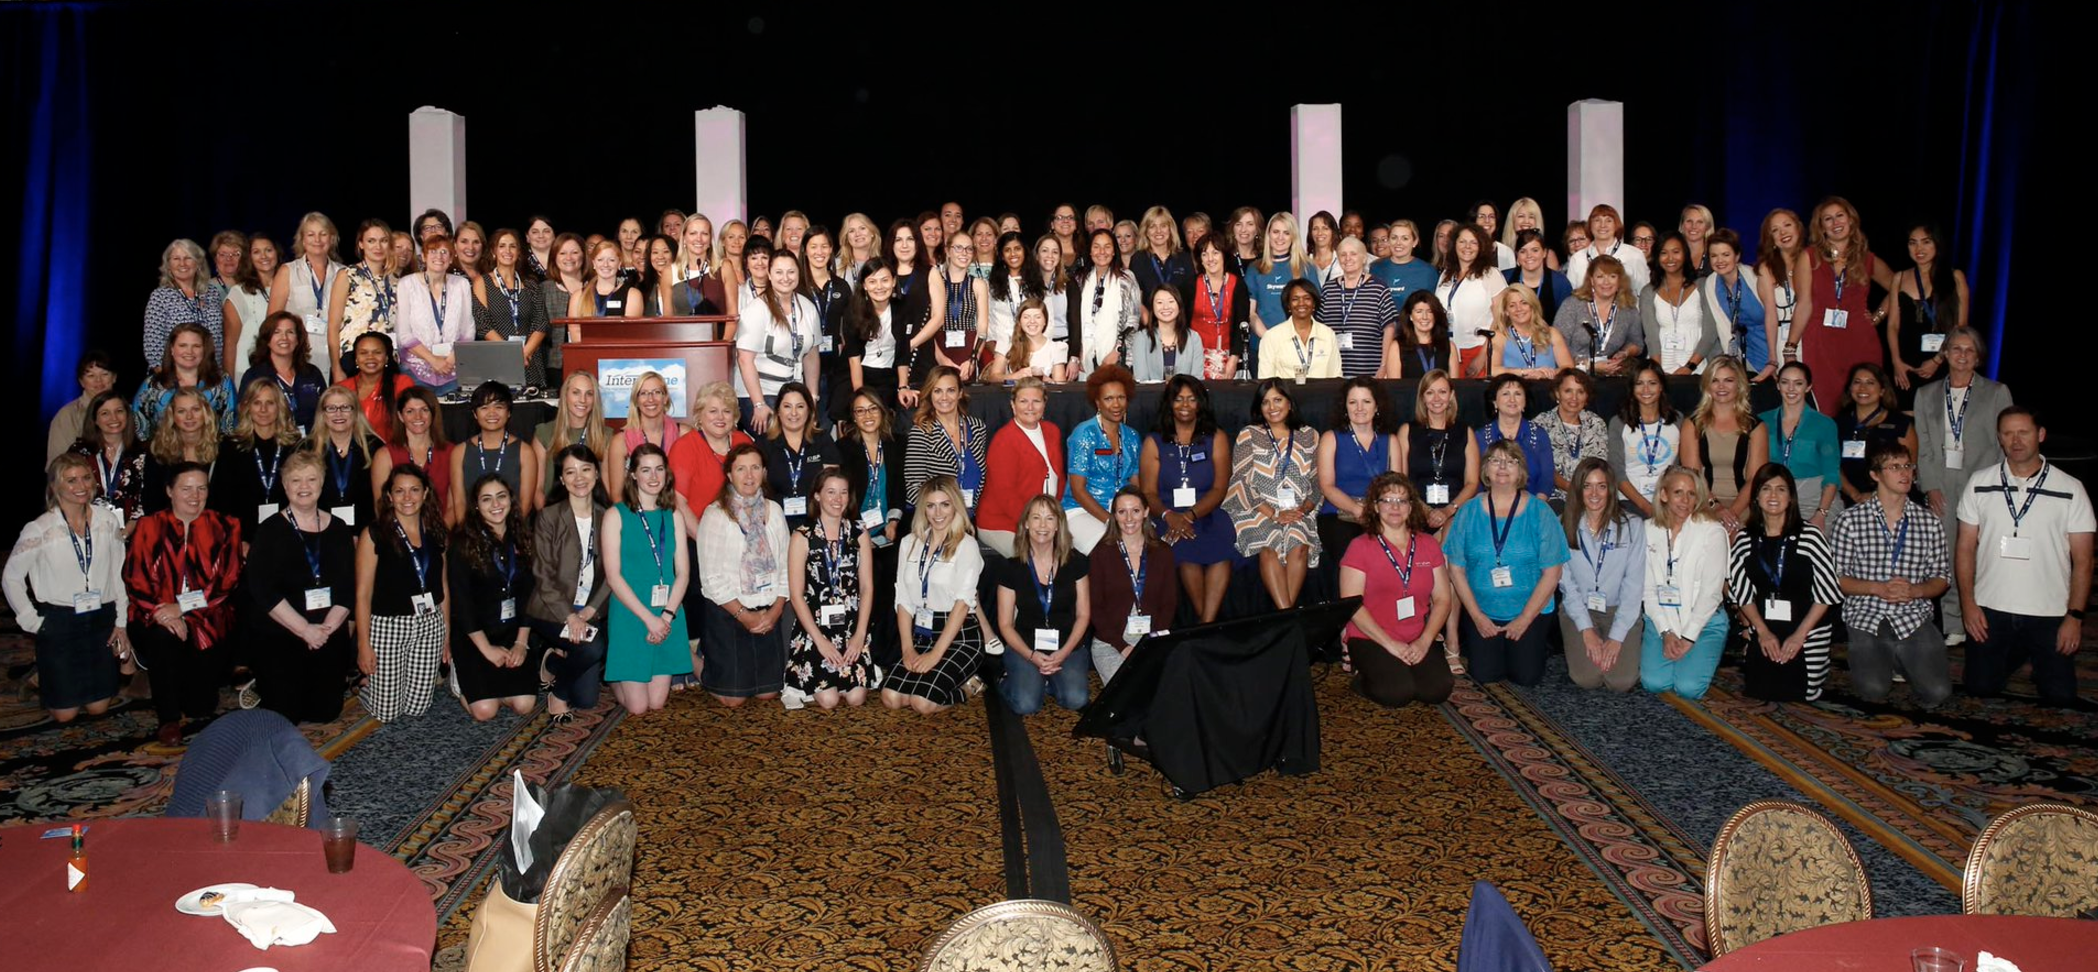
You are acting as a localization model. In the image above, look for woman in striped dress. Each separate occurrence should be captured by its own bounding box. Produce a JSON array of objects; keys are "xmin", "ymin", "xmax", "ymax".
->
[
  {"xmin": 1726, "ymin": 464, "xmax": 1841, "ymax": 702},
  {"xmin": 1225, "ymin": 379, "xmax": 1322, "ymax": 611},
  {"xmin": 902, "ymin": 366, "xmax": 988, "ymax": 515}
]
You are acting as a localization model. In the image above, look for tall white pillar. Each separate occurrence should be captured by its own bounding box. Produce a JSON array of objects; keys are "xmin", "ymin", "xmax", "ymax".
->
[
  {"xmin": 1290, "ymin": 104, "xmax": 1343, "ymax": 222},
  {"xmin": 1566, "ymin": 99, "xmax": 1624, "ymax": 227},
  {"xmin": 408, "ymin": 106, "xmax": 468, "ymax": 225},
  {"xmin": 694, "ymin": 106, "xmax": 748, "ymax": 228}
]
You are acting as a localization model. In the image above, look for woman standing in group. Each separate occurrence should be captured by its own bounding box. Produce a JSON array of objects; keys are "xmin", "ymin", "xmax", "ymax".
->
[
  {"xmin": 475, "ymin": 228, "xmax": 551, "ymax": 389},
  {"xmin": 444, "ymin": 474, "xmax": 540, "ymax": 721},
  {"xmin": 736, "ymin": 248, "xmax": 822, "ymax": 435},
  {"xmin": 304, "ymin": 385, "xmax": 381, "ymax": 529},
  {"xmin": 1504, "ymin": 199, "xmax": 1561, "ymax": 271},
  {"xmin": 535, "ymin": 374, "xmax": 609, "ymax": 488},
  {"xmin": 1679, "ymin": 205, "xmax": 1715, "ymax": 274},
  {"xmin": 1701, "ymin": 230, "xmax": 1768, "ymax": 377},
  {"xmin": 1225, "ymin": 380, "xmax": 1322, "ymax": 612},
  {"xmin": 448, "ymin": 381, "xmax": 538, "ymax": 517},
  {"xmin": 1488, "ymin": 284, "xmax": 1570, "ymax": 380},
  {"xmin": 570, "ymin": 240, "xmax": 644, "ymax": 321},
  {"xmin": 1533, "ymin": 368, "xmax": 1610, "ymax": 506},
  {"xmin": 1760, "ymin": 361, "xmax": 1841, "ymax": 526},
  {"xmin": 1727, "ymin": 464, "xmax": 1842, "ymax": 702},
  {"xmin": 673, "ymin": 215, "xmax": 724, "ymax": 312},
  {"xmin": 1304, "ymin": 211, "xmax": 1342, "ymax": 287},
  {"xmin": 140, "ymin": 389, "xmax": 219, "ymax": 516},
  {"xmin": 902, "ymin": 367, "xmax": 988, "ymax": 514},
  {"xmin": 1068, "ymin": 229, "xmax": 1139, "ymax": 378},
  {"xmin": 369, "ymin": 386, "xmax": 455, "ymax": 526},
  {"xmin": 4, "ymin": 455, "xmax": 131, "ymax": 724},
  {"xmin": 1639, "ymin": 466, "xmax": 1729, "ymax": 699},
  {"xmin": 133, "ymin": 323, "xmax": 237, "ymax": 437},
  {"xmin": 843, "ymin": 259, "xmax": 903, "ymax": 411},
  {"xmin": 602, "ymin": 443, "xmax": 693, "ymax": 714},
  {"xmin": 1247, "ymin": 213, "xmax": 1311, "ymax": 362},
  {"xmin": 208, "ymin": 381, "xmax": 299, "ymax": 540},
  {"xmin": 1339, "ymin": 472, "xmax": 1456, "ymax": 707},
  {"xmin": 522, "ymin": 216, "xmax": 556, "ymax": 281},
  {"xmin": 1503, "ymin": 230, "xmax": 1572, "ymax": 322},
  {"xmin": 323, "ymin": 220, "xmax": 399, "ymax": 381},
  {"xmin": 981, "ymin": 232, "xmax": 1033, "ymax": 349},
  {"xmin": 786, "ymin": 468, "xmax": 878, "ymax": 708},
  {"xmin": 71, "ymin": 391, "xmax": 149, "ymax": 530},
  {"xmin": 1554, "ymin": 255, "xmax": 1645, "ymax": 376},
  {"xmin": 1833, "ymin": 363, "xmax": 1917, "ymax": 506},
  {"xmin": 1477, "ymin": 375, "xmax": 1555, "ymax": 501},
  {"xmin": 1793, "ymin": 197, "xmax": 1899, "ymax": 409},
  {"xmin": 356, "ymin": 463, "xmax": 446, "ymax": 723},
  {"xmin": 1323, "ymin": 237, "xmax": 1399, "ymax": 379},
  {"xmin": 886, "ymin": 474, "xmax": 986, "ymax": 714},
  {"xmin": 143, "ymin": 239, "xmax": 226, "ymax": 370},
  {"xmin": 1139, "ymin": 375, "xmax": 1235, "ymax": 624},
  {"xmin": 986, "ymin": 299, "xmax": 1069, "ymax": 384},
  {"xmin": 694, "ymin": 444, "xmax": 790, "ymax": 707},
  {"xmin": 1681, "ymin": 356, "xmax": 1767, "ymax": 532},
  {"xmin": 1396, "ymin": 291, "xmax": 1454, "ymax": 377},
  {"xmin": 836, "ymin": 214, "xmax": 877, "ymax": 287},
  {"xmin": 759, "ymin": 382, "xmax": 841, "ymax": 533},
  {"xmin": 995, "ymin": 496, "xmax": 1092, "ymax": 715},
  {"xmin": 1556, "ymin": 458, "xmax": 1644, "ymax": 692},
  {"xmin": 1444, "ymin": 441, "xmax": 1567, "ymax": 687},
  {"xmin": 638, "ymin": 235, "xmax": 680, "ymax": 316},
  {"xmin": 1047, "ymin": 204, "xmax": 1081, "ymax": 269},
  {"xmin": 667, "ymin": 381, "xmax": 751, "ymax": 528},
  {"xmin": 1087, "ymin": 488, "xmax": 1177, "ymax": 685},
  {"xmin": 717, "ymin": 220, "xmax": 752, "ymax": 315},
  {"xmin": 1607, "ymin": 359, "xmax": 1689, "ymax": 518},
  {"xmin": 801, "ymin": 228, "xmax": 854, "ymax": 420},
  {"xmin": 394, "ymin": 234, "xmax": 473, "ymax": 394},
  {"xmin": 528, "ymin": 445, "xmax": 611, "ymax": 723},
  {"xmin": 604, "ymin": 371, "xmax": 679, "ymax": 502},
  {"xmin": 337, "ymin": 332, "xmax": 413, "ymax": 443},
  {"xmin": 245, "ymin": 452, "xmax": 355, "ymax": 723},
  {"xmin": 1567, "ymin": 205, "xmax": 1650, "ymax": 295},
  {"xmin": 1316, "ymin": 377, "xmax": 1400, "ymax": 606},
  {"xmin": 1883, "ymin": 223, "xmax": 1970, "ymax": 408},
  {"xmin": 221, "ymin": 234, "xmax": 275, "ymax": 374},
  {"xmin": 1438, "ymin": 224, "xmax": 1509, "ymax": 377},
  {"xmin": 1397, "ymin": 369, "xmax": 1479, "ymax": 535},
  {"xmin": 238, "ymin": 311, "xmax": 327, "ymax": 434},
  {"xmin": 125, "ymin": 462, "xmax": 242, "ymax": 744},
  {"xmin": 269, "ymin": 212, "xmax": 343, "ymax": 357},
  {"xmin": 1187, "ymin": 236, "xmax": 1249, "ymax": 378},
  {"xmin": 838, "ymin": 389, "xmax": 906, "ymax": 668},
  {"xmin": 1254, "ymin": 280, "xmax": 1340, "ymax": 382},
  {"xmin": 1130, "ymin": 206, "xmax": 1193, "ymax": 302},
  {"xmin": 908, "ymin": 235, "xmax": 987, "ymax": 381},
  {"xmin": 1642, "ymin": 234, "xmax": 1717, "ymax": 376},
  {"xmin": 1373, "ymin": 220, "xmax": 1441, "ymax": 306},
  {"xmin": 1756, "ymin": 209, "xmax": 1806, "ymax": 372},
  {"xmin": 977, "ymin": 378, "xmax": 1064, "ymax": 557},
  {"xmin": 540, "ymin": 234, "xmax": 588, "ymax": 375}
]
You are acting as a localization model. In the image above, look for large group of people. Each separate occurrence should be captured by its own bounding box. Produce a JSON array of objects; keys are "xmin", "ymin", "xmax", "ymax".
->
[{"xmin": 6, "ymin": 194, "xmax": 2083, "ymax": 746}]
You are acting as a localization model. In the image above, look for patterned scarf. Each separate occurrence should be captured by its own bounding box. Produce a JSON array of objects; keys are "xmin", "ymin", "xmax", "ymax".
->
[{"xmin": 733, "ymin": 491, "xmax": 777, "ymax": 592}]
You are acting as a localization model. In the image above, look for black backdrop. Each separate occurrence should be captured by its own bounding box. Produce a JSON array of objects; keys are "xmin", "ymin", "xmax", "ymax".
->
[{"xmin": 0, "ymin": 1, "xmax": 2058, "ymax": 536}]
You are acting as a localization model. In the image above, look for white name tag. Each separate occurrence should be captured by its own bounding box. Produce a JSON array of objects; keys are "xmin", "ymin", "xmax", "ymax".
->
[
  {"xmin": 650, "ymin": 584, "xmax": 671, "ymax": 608},
  {"xmin": 1842, "ymin": 439, "xmax": 1867, "ymax": 459},
  {"xmin": 1275, "ymin": 485, "xmax": 1298, "ymax": 509},
  {"xmin": 783, "ymin": 496, "xmax": 808, "ymax": 516},
  {"xmin": 1585, "ymin": 593, "xmax": 1608, "ymax": 614},
  {"xmin": 506, "ymin": 335, "xmax": 524, "ymax": 343},
  {"xmin": 1944, "ymin": 446, "xmax": 1964, "ymax": 469},
  {"xmin": 1123, "ymin": 613, "xmax": 1151, "ymax": 641},
  {"xmin": 1920, "ymin": 333, "xmax": 1945, "ymax": 353},
  {"xmin": 1822, "ymin": 308, "xmax": 1848, "ymax": 330},
  {"xmin": 914, "ymin": 608, "xmax": 934, "ymax": 631},
  {"xmin": 433, "ymin": 342, "xmax": 454, "ymax": 357},
  {"xmin": 305, "ymin": 587, "xmax": 333, "ymax": 611},
  {"xmin": 73, "ymin": 590, "xmax": 100, "ymax": 615},
  {"xmin": 821, "ymin": 335, "xmax": 835, "ymax": 353},
  {"xmin": 961, "ymin": 488, "xmax": 977, "ymax": 507},
  {"xmin": 1425, "ymin": 484, "xmax": 1451, "ymax": 506},
  {"xmin": 330, "ymin": 505, "xmax": 356, "ymax": 526},
  {"xmin": 1033, "ymin": 628, "xmax": 1060, "ymax": 655},
  {"xmin": 1657, "ymin": 584, "xmax": 1683, "ymax": 607},
  {"xmin": 861, "ymin": 508, "xmax": 885, "ymax": 529},
  {"xmin": 257, "ymin": 503, "xmax": 281, "ymax": 521},
  {"xmin": 1338, "ymin": 332, "xmax": 1355, "ymax": 350},
  {"xmin": 1999, "ymin": 535, "xmax": 2034, "ymax": 561},
  {"xmin": 820, "ymin": 604, "xmax": 847, "ymax": 627},
  {"xmin": 411, "ymin": 592, "xmax": 436, "ymax": 616},
  {"xmin": 1393, "ymin": 596, "xmax": 1417, "ymax": 621},
  {"xmin": 1764, "ymin": 598, "xmax": 1793, "ymax": 623},
  {"xmin": 1172, "ymin": 485, "xmax": 1197, "ymax": 508},
  {"xmin": 944, "ymin": 330, "xmax": 967, "ymax": 347},
  {"xmin": 499, "ymin": 597, "xmax": 516, "ymax": 621},
  {"xmin": 1490, "ymin": 566, "xmax": 1514, "ymax": 589},
  {"xmin": 177, "ymin": 589, "xmax": 209, "ymax": 613}
]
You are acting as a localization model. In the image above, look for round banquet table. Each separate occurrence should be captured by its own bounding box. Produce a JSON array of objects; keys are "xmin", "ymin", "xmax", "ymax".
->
[
  {"xmin": 0, "ymin": 817, "xmax": 436, "ymax": 972},
  {"xmin": 1698, "ymin": 914, "xmax": 2097, "ymax": 971}
]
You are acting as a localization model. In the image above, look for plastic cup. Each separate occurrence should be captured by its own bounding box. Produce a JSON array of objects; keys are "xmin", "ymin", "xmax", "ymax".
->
[
  {"xmin": 321, "ymin": 817, "xmax": 358, "ymax": 873},
  {"xmin": 1912, "ymin": 947, "xmax": 1963, "ymax": 972},
  {"xmin": 205, "ymin": 790, "xmax": 242, "ymax": 842}
]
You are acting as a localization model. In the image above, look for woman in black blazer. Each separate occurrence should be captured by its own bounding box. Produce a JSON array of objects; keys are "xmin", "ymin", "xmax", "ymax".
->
[{"xmin": 837, "ymin": 387, "xmax": 909, "ymax": 668}]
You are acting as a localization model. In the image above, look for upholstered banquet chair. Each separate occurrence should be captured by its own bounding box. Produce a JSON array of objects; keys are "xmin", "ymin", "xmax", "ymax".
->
[
  {"xmin": 536, "ymin": 801, "xmax": 637, "ymax": 972},
  {"xmin": 557, "ymin": 890, "xmax": 632, "ymax": 972},
  {"xmin": 1704, "ymin": 800, "xmax": 1873, "ymax": 958},
  {"xmin": 1962, "ymin": 802, "xmax": 2098, "ymax": 918},
  {"xmin": 921, "ymin": 899, "xmax": 1117, "ymax": 972}
]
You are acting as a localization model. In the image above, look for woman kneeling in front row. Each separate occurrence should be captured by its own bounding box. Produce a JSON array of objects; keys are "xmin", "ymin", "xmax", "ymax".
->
[
  {"xmin": 1640, "ymin": 465, "xmax": 1730, "ymax": 698},
  {"xmin": 1446, "ymin": 441, "xmax": 1566, "ymax": 686},
  {"xmin": 1339, "ymin": 472, "xmax": 1455, "ymax": 707},
  {"xmin": 997, "ymin": 494, "xmax": 1092, "ymax": 715},
  {"xmin": 887, "ymin": 474, "xmax": 985, "ymax": 714}
]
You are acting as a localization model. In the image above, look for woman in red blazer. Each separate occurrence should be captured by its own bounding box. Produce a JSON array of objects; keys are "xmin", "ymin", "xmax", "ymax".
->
[{"xmin": 977, "ymin": 376, "xmax": 1065, "ymax": 557}]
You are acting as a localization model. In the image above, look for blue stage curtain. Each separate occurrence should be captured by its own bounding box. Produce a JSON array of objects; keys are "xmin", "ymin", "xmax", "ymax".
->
[{"xmin": 8, "ymin": 5, "xmax": 94, "ymax": 425}]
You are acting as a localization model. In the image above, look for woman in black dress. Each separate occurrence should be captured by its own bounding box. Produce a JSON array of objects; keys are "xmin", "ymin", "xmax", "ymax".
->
[
  {"xmin": 445, "ymin": 473, "xmax": 541, "ymax": 721},
  {"xmin": 245, "ymin": 451, "xmax": 356, "ymax": 723}
]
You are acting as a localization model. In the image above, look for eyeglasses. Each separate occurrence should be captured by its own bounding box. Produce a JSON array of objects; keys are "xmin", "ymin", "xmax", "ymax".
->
[
  {"xmin": 1052, "ymin": 215, "xmax": 1076, "ymax": 223},
  {"xmin": 1374, "ymin": 496, "xmax": 1412, "ymax": 508},
  {"xmin": 851, "ymin": 405, "xmax": 883, "ymax": 416},
  {"xmin": 1631, "ymin": 235, "xmax": 1656, "ymax": 245},
  {"xmin": 322, "ymin": 404, "xmax": 356, "ymax": 415},
  {"xmin": 1878, "ymin": 463, "xmax": 1917, "ymax": 473},
  {"xmin": 1487, "ymin": 457, "xmax": 1521, "ymax": 468}
]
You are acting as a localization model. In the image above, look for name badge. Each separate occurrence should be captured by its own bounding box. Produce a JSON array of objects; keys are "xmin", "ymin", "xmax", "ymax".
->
[
  {"xmin": 1663, "ymin": 333, "xmax": 1683, "ymax": 351},
  {"xmin": 257, "ymin": 503, "xmax": 281, "ymax": 521},
  {"xmin": 1394, "ymin": 596, "xmax": 1417, "ymax": 621},
  {"xmin": 944, "ymin": 330, "xmax": 967, "ymax": 348},
  {"xmin": 1585, "ymin": 593, "xmax": 1608, "ymax": 614},
  {"xmin": 433, "ymin": 342, "xmax": 454, "ymax": 357},
  {"xmin": 305, "ymin": 587, "xmax": 333, "ymax": 611},
  {"xmin": 1172, "ymin": 485, "xmax": 1197, "ymax": 508},
  {"xmin": 73, "ymin": 590, "xmax": 100, "ymax": 615},
  {"xmin": 1999, "ymin": 535, "xmax": 2034, "ymax": 561},
  {"xmin": 1764, "ymin": 598, "xmax": 1793, "ymax": 623},
  {"xmin": 783, "ymin": 496, "xmax": 808, "ymax": 516},
  {"xmin": 1944, "ymin": 446, "xmax": 1964, "ymax": 470},
  {"xmin": 499, "ymin": 597, "xmax": 516, "ymax": 622},
  {"xmin": 820, "ymin": 604, "xmax": 847, "ymax": 627},
  {"xmin": 1822, "ymin": 308, "xmax": 1848, "ymax": 330},
  {"xmin": 1920, "ymin": 333, "xmax": 1945, "ymax": 353},
  {"xmin": 1123, "ymin": 613, "xmax": 1151, "ymax": 641},
  {"xmin": 913, "ymin": 608, "xmax": 934, "ymax": 633},
  {"xmin": 302, "ymin": 312, "xmax": 327, "ymax": 337},
  {"xmin": 860, "ymin": 509, "xmax": 885, "ymax": 529},
  {"xmin": 506, "ymin": 335, "xmax": 525, "ymax": 343},
  {"xmin": 574, "ymin": 576, "xmax": 593, "ymax": 607},
  {"xmin": 1657, "ymin": 584, "xmax": 1683, "ymax": 607},
  {"xmin": 649, "ymin": 584, "xmax": 671, "ymax": 608},
  {"xmin": 411, "ymin": 592, "xmax": 436, "ymax": 616},
  {"xmin": 1425, "ymin": 483, "xmax": 1451, "ymax": 506},
  {"xmin": 961, "ymin": 488, "xmax": 977, "ymax": 507},
  {"xmin": 1842, "ymin": 439, "xmax": 1867, "ymax": 459},
  {"xmin": 331, "ymin": 505, "xmax": 356, "ymax": 526},
  {"xmin": 1033, "ymin": 628, "xmax": 1061, "ymax": 656},
  {"xmin": 1339, "ymin": 332, "xmax": 1355, "ymax": 350},
  {"xmin": 1275, "ymin": 485, "xmax": 1298, "ymax": 509},
  {"xmin": 1489, "ymin": 566, "xmax": 1514, "ymax": 589},
  {"xmin": 177, "ymin": 589, "xmax": 209, "ymax": 613}
]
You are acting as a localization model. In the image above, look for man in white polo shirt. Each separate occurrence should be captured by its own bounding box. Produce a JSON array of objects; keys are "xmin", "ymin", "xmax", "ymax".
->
[{"xmin": 1955, "ymin": 406, "xmax": 2094, "ymax": 706}]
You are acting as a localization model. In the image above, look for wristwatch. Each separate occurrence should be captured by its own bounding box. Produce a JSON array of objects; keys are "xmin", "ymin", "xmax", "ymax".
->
[{"xmin": 2069, "ymin": 608, "xmax": 2086, "ymax": 620}]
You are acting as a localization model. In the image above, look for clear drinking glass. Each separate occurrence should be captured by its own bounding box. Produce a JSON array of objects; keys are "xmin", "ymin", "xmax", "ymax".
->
[
  {"xmin": 205, "ymin": 790, "xmax": 242, "ymax": 842},
  {"xmin": 1912, "ymin": 947, "xmax": 1963, "ymax": 972},
  {"xmin": 321, "ymin": 817, "xmax": 358, "ymax": 873}
]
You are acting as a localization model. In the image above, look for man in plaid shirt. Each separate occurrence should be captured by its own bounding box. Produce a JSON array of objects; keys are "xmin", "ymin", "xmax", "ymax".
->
[{"xmin": 1831, "ymin": 439, "xmax": 1954, "ymax": 707}]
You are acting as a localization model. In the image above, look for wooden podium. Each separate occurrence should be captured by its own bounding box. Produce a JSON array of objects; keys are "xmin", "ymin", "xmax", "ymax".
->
[{"xmin": 555, "ymin": 315, "xmax": 736, "ymax": 424}]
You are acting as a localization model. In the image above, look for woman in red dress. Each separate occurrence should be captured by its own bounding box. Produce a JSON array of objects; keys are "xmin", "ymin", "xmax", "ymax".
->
[
  {"xmin": 1792, "ymin": 197, "xmax": 1898, "ymax": 411},
  {"xmin": 1186, "ymin": 235, "xmax": 1249, "ymax": 380}
]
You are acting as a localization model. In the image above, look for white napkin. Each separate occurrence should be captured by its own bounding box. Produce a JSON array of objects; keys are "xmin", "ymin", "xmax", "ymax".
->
[
  {"xmin": 217, "ymin": 886, "xmax": 296, "ymax": 907},
  {"xmin": 511, "ymin": 768, "xmax": 544, "ymax": 874},
  {"xmin": 223, "ymin": 897, "xmax": 337, "ymax": 950},
  {"xmin": 1975, "ymin": 952, "xmax": 2022, "ymax": 972}
]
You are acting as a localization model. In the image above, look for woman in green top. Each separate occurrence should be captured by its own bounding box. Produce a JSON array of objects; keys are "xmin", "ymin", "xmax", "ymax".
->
[{"xmin": 599, "ymin": 442, "xmax": 691, "ymax": 715}]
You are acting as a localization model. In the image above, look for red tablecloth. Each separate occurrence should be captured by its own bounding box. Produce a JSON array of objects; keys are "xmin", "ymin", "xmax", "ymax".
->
[
  {"xmin": 1699, "ymin": 914, "xmax": 2096, "ymax": 972},
  {"xmin": 0, "ymin": 817, "xmax": 436, "ymax": 972}
]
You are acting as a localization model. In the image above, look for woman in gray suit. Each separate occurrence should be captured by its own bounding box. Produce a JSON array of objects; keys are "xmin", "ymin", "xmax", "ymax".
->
[
  {"xmin": 1913, "ymin": 326, "xmax": 2010, "ymax": 645},
  {"xmin": 528, "ymin": 443, "xmax": 613, "ymax": 722}
]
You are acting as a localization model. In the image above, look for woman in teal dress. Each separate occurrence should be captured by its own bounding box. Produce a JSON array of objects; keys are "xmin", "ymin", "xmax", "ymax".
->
[{"xmin": 599, "ymin": 442, "xmax": 691, "ymax": 715}]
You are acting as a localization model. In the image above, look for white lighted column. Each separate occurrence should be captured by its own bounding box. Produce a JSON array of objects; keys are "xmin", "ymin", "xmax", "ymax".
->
[
  {"xmin": 1290, "ymin": 104, "xmax": 1343, "ymax": 222},
  {"xmin": 694, "ymin": 106, "xmax": 748, "ymax": 228},
  {"xmin": 1566, "ymin": 99, "xmax": 1624, "ymax": 226},
  {"xmin": 408, "ymin": 106, "xmax": 468, "ymax": 225}
]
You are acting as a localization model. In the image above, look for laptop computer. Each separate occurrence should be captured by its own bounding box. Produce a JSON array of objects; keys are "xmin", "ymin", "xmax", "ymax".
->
[{"xmin": 454, "ymin": 340, "xmax": 529, "ymax": 396}]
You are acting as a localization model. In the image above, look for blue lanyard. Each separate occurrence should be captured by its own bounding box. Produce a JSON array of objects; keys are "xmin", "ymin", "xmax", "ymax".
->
[
  {"xmin": 254, "ymin": 444, "xmax": 281, "ymax": 496},
  {"xmin": 634, "ymin": 508, "xmax": 668, "ymax": 584},
  {"xmin": 1117, "ymin": 539, "xmax": 1146, "ymax": 601},
  {"xmin": 1345, "ymin": 430, "xmax": 1381, "ymax": 478},
  {"xmin": 1999, "ymin": 462, "xmax": 2051, "ymax": 536},
  {"xmin": 785, "ymin": 439, "xmax": 809, "ymax": 493},
  {"xmin": 285, "ymin": 510, "xmax": 325, "ymax": 583},
  {"xmin": 429, "ymin": 279, "xmax": 448, "ymax": 334},
  {"xmin": 953, "ymin": 423, "xmax": 982, "ymax": 491},
  {"xmin": 1426, "ymin": 429, "xmax": 1451, "ymax": 486},
  {"xmin": 494, "ymin": 538, "xmax": 518, "ymax": 593},
  {"xmin": 1832, "ymin": 266, "xmax": 1849, "ymax": 303},
  {"xmin": 574, "ymin": 517, "xmax": 595, "ymax": 611},
  {"xmin": 1512, "ymin": 333, "xmax": 1537, "ymax": 367},
  {"xmin": 818, "ymin": 523, "xmax": 846, "ymax": 594},
  {"xmin": 1718, "ymin": 274, "xmax": 1744, "ymax": 327},
  {"xmin": 67, "ymin": 518, "xmax": 93, "ymax": 584},
  {"xmin": 1175, "ymin": 440, "xmax": 1194, "ymax": 489},
  {"xmin": 813, "ymin": 281, "xmax": 836, "ymax": 327},
  {"xmin": 328, "ymin": 442, "xmax": 354, "ymax": 497},
  {"xmin": 1441, "ymin": 277, "xmax": 1462, "ymax": 312},
  {"xmin": 1293, "ymin": 334, "xmax": 1315, "ymax": 371},
  {"xmin": 1204, "ymin": 276, "xmax": 1224, "ymax": 322},
  {"xmin": 1639, "ymin": 420, "xmax": 1665, "ymax": 474},
  {"xmin": 394, "ymin": 522, "xmax": 429, "ymax": 592},
  {"xmin": 496, "ymin": 271, "xmax": 523, "ymax": 323},
  {"xmin": 1415, "ymin": 346, "xmax": 1434, "ymax": 374},
  {"xmin": 308, "ymin": 265, "xmax": 325, "ymax": 308},
  {"xmin": 1776, "ymin": 413, "xmax": 1800, "ymax": 465},
  {"xmin": 1592, "ymin": 303, "xmax": 1616, "ymax": 351},
  {"xmin": 1375, "ymin": 534, "xmax": 1417, "ymax": 590},
  {"xmin": 359, "ymin": 266, "xmax": 393, "ymax": 319},
  {"xmin": 1265, "ymin": 429, "xmax": 1295, "ymax": 484},
  {"xmin": 1339, "ymin": 280, "xmax": 1362, "ymax": 321},
  {"xmin": 1913, "ymin": 269, "xmax": 1937, "ymax": 327},
  {"xmin": 476, "ymin": 436, "xmax": 506, "ymax": 476},
  {"xmin": 1485, "ymin": 492, "xmax": 1517, "ymax": 567},
  {"xmin": 1758, "ymin": 534, "xmax": 1789, "ymax": 590},
  {"xmin": 1878, "ymin": 504, "xmax": 1910, "ymax": 565},
  {"xmin": 1945, "ymin": 385, "xmax": 1970, "ymax": 445},
  {"xmin": 861, "ymin": 442, "xmax": 886, "ymax": 513},
  {"xmin": 916, "ymin": 543, "xmax": 938, "ymax": 606},
  {"xmin": 96, "ymin": 452, "xmax": 121, "ymax": 499},
  {"xmin": 1577, "ymin": 525, "xmax": 1613, "ymax": 588},
  {"xmin": 1028, "ymin": 552, "xmax": 1056, "ymax": 619},
  {"xmin": 1151, "ymin": 255, "xmax": 1172, "ymax": 290}
]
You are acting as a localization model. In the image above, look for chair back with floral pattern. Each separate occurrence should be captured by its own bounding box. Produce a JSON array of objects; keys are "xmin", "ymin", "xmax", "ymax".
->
[
  {"xmin": 1962, "ymin": 802, "xmax": 2098, "ymax": 917},
  {"xmin": 556, "ymin": 890, "xmax": 631, "ymax": 972},
  {"xmin": 534, "ymin": 801, "xmax": 636, "ymax": 972},
  {"xmin": 922, "ymin": 899, "xmax": 1116, "ymax": 972},
  {"xmin": 262, "ymin": 777, "xmax": 312, "ymax": 828},
  {"xmin": 1704, "ymin": 800, "xmax": 1872, "ymax": 957}
]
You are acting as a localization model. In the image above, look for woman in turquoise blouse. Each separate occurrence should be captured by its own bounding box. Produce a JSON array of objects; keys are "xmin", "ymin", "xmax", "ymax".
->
[{"xmin": 1758, "ymin": 361, "xmax": 1840, "ymax": 527}]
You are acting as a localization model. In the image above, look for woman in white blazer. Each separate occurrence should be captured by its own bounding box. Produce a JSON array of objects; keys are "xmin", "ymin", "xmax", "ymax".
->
[{"xmin": 1641, "ymin": 465, "xmax": 1730, "ymax": 698}]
